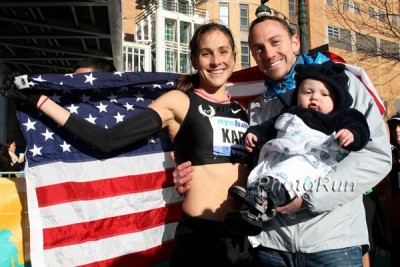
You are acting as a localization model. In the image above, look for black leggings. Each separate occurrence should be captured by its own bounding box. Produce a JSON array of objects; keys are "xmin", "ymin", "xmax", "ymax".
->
[{"xmin": 170, "ymin": 214, "xmax": 253, "ymax": 267}]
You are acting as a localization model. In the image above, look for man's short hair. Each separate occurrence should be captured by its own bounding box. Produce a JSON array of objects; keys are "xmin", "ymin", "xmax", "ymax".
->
[{"xmin": 73, "ymin": 58, "xmax": 116, "ymax": 72}]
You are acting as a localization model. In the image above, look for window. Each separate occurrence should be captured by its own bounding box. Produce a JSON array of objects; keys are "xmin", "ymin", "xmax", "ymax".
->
[
  {"xmin": 356, "ymin": 33, "xmax": 377, "ymax": 54},
  {"xmin": 178, "ymin": 0, "xmax": 188, "ymax": 15},
  {"xmin": 327, "ymin": 26, "xmax": 352, "ymax": 51},
  {"xmin": 379, "ymin": 11, "xmax": 385, "ymax": 22},
  {"xmin": 327, "ymin": 25, "xmax": 340, "ymax": 38},
  {"xmin": 180, "ymin": 21, "xmax": 191, "ymax": 44},
  {"xmin": 240, "ymin": 4, "xmax": 248, "ymax": 29},
  {"xmin": 380, "ymin": 39, "xmax": 400, "ymax": 59},
  {"xmin": 163, "ymin": 0, "xmax": 174, "ymax": 12},
  {"xmin": 123, "ymin": 45, "xmax": 146, "ymax": 72},
  {"xmin": 219, "ymin": 3, "xmax": 229, "ymax": 27},
  {"xmin": 326, "ymin": 0, "xmax": 334, "ymax": 6},
  {"xmin": 368, "ymin": 7, "xmax": 379, "ymax": 19},
  {"xmin": 165, "ymin": 19, "xmax": 176, "ymax": 42},
  {"xmin": 343, "ymin": 0, "xmax": 350, "ymax": 11},
  {"xmin": 289, "ymin": 0, "xmax": 296, "ymax": 14},
  {"xmin": 180, "ymin": 52, "xmax": 191, "ymax": 73},
  {"xmin": 165, "ymin": 50, "xmax": 176, "ymax": 72},
  {"xmin": 392, "ymin": 15, "xmax": 400, "ymax": 27},
  {"xmin": 241, "ymin": 42, "xmax": 249, "ymax": 69},
  {"xmin": 353, "ymin": 2, "xmax": 361, "ymax": 14}
]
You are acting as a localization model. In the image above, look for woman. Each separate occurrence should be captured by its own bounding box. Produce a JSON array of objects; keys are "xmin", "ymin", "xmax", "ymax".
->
[
  {"xmin": 0, "ymin": 139, "xmax": 24, "ymax": 177},
  {"xmin": 14, "ymin": 23, "xmax": 252, "ymax": 266}
]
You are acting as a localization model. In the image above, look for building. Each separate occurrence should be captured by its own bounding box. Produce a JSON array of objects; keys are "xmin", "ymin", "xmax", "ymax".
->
[{"xmin": 126, "ymin": 0, "xmax": 400, "ymax": 116}]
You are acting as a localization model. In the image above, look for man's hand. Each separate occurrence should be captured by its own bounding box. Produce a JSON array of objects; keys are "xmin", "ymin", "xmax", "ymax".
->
[
  {"xmin": 171, "ymin": 152, "xmax": 193, "ymax": 196},
  {"xmin": 276, "ymin": 197, "xmax": 304, "ymax": 214}
]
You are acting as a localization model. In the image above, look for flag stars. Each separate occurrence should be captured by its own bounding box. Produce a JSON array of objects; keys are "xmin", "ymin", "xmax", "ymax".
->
[
  {"xmin": 23, "ymin": 118, "xmax": 37, "ymax": 131},
  {"xmin": 135, "ymin": 91, "xmax": 144, "ymax": 102},
  {"xmin": 60, "ymin": 141, "xmax": 71, "ymax": 152},
  {"xmin": 66, "ymin": 104, "xmax": 79, "ymax": 114},
  {"xmin": 65, "ymin": 73, "xmax": 74, "ymax": 78},
  {"xmin": 114, "ymin": 112, "xmax": 125, "ymax": 123},
  {"xmin": 108, "ymin": 93, "xmax": 118, "ymax": 103},
  {"xmin": 29, "ymin": 144, "xmax": 43, "ymax": 157},
  {"xmin": 85, "ymin": 114, "xmax": 97, "ymax": 124},
  {"xmin": 50, "ymin": 93, "xmax": 62, "ymax": 103},
  {"xmin": 32, "ymin": 75, "xmax": 46, "ymax": 82},
  {"xmin": 41, "ymin": 129, "xmax": 54, "ymax": 141},
  {"xmin": 81, "ymin": 94, "xmax": 91, "ymax": 103},
  {"xmin": 96, "ymin": 102, "xmax": 108, "ymax": 113},
  {"xmin": 113, "ymin": 72, "xmax": 123, "ymax": 77},
  {"xmin": 84, "ymin": 73, "xmax": 97, "ymax": 85},
  {"xmin": 124, "ymin": 102, "xmax": 134, "ymax": 111},
  {"xmin": 153, "ymin": 84, "xmax": 161, "ymax": 89}
]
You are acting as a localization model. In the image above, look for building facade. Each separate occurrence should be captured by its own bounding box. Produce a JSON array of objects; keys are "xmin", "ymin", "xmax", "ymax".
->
[{"xmin": 124, "ymin": 0, "xmax": 400, "ymax": 116}]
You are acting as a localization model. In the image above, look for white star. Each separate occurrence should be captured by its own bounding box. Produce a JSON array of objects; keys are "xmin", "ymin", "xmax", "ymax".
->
[
  {"xmin": 114, "ymin": 112, "xmax": 125, "ymax": 123},
  {"xmin": 32, "ymin": 75, "xmax": 46, "ymax": 82},
  {"xmin": 108, "ymin": 93, "xmax": 118, "ymax": 103},
  {"xmin": 135, "ymin": 91, "xmax": 144, "ymax": 101},
  {"xmin": 60, "ymin": 141, "xmax": 71, "ymax": 152},
  {"xmin": 50, "ymin": 93, "xmax": 61, "ymax": 103},
  {"xmin": 148, "ymin": 137, "xmax": 156, "ymax": 143},
  {"xmin": 23, "ymin": 118, "xmax": 37, "ymax": 131},
  {"xmin": 66, "ymin": 104, "xmax": 79, "ymax": 114},
  {"xmin": 113, "ymin": 71, "xmax": 123, "ymax": 76},
  {"xmin": 167, "ymin": 81, "xmax": 175, "ymax": 86},
  {"xmin": 153, "ymin": 84, "xmax": 161, "ymax": 89},
  {"xmin": 120, "ymin": 86, "xmax": 129, "ymax": 92},
  {"xmin": 41, "ymin": 128, "xmax": 54, "ymax": 141},
  {"xmin": 85, "ymin": 114, "xmax": 97, "ymax": 124},
  {"xmin": 124, "ymin": 102, "xmax": 134, "ymax": 111},
  {"xmin": 28, "ymin": 81, "xmax": 37, "ymax": 87},
  {"xmin": 81, "ymin": 94, "xmax": 91, "ymax": 102},
  {"xmin": 84, "ymin": 73, "xmax": 97, "ymax": 85},
  {"xmin": 59, "ymin": 81, "xmax": 64, "ymax": 86},
  {"xmin": 96, "ymin": 102, "xmax": 108, "ymax": 113},
  {"xmin": 65, "ymin": 73, "xmax": 74, "ymax": 78},
  {"xmin": 29, "ymin": 144, "xmax": 42, "ymax": 157}
]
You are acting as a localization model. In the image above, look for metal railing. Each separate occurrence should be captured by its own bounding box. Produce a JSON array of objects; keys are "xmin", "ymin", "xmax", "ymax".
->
[{"xmin": 0, "ymin": 171, "xmax": 25, "ymax": 178}]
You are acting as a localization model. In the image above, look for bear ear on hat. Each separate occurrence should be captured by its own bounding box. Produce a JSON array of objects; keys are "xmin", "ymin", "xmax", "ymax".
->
[
  {"xmin": 331, "ymin": 62, "xmax": 346, "ymax": 73},
  {"xmin": 295, "ymin": 64, "xmax": 306, "ymax": 73}
]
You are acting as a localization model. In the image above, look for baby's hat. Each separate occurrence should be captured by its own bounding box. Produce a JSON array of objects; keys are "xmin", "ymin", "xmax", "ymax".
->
[{"xmin": 293, "ymin": 61, "xmax": 353, "ymax": 110}]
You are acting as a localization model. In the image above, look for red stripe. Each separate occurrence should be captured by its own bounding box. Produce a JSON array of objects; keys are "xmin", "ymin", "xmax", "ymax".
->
[
  {"xmin": 36, "ymin": 169, "xmax": 174, "ymax": 207},
  {"xmin": 43, "ymin": 202, "xmax": 183, "ymax": 249},
  {"xmin": 78, "ymin": 240, "xmax": 176, "ymax": 267},
  {"xmin": 355, "ymin": 75, "xmax": 386, "ymax": 115}
]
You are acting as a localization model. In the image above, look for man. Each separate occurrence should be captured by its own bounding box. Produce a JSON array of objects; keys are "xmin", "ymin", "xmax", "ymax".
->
[
  {"xmin": 73, "ymin": 58, "xmax": 116, "ymax": 73},
  {"xmin": 174, "ymin": 15, "xmax": 391, "ymax": 266}
]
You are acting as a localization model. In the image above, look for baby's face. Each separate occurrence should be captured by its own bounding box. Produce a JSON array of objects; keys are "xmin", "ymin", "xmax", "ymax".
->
[{"xmin": 297, "ymin": 79, "xmax": 335, "ymax": 114}]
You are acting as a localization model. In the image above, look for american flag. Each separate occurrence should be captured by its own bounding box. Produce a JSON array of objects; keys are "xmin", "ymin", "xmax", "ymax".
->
[{"xmin": 14, "ymin": 71, "xmax": 184, "ymax": 267}]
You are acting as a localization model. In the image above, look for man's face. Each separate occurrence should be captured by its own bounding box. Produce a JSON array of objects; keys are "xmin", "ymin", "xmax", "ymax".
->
[{"xmin": 249, "ymin": 20, "xmax": 300, "ymax": 81}]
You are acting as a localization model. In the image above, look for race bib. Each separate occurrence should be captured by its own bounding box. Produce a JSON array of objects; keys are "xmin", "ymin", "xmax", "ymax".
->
[{"xmin": 210, "ymin": 116, "xmax": 248, "ymax": 157}]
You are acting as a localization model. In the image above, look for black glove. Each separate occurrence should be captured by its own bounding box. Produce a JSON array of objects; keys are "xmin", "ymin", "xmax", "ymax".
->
[{"xmin": 1, "ymin": 74, "xmax": 41, "ymax": 107}]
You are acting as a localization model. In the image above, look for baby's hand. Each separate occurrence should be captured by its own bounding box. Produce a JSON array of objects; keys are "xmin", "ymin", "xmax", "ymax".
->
[
  {"xmin": 245, "ymin": 133, "xmax": 258, "ymax": 152},
  {"xmin": 335, "ymin": 129, "xmax": 354, "ymax": 147}
]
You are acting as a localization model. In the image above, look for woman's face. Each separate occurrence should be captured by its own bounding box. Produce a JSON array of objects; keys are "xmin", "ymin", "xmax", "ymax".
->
[
  {"xmin": 191, "ymin": 30, "xmax": 236, "ymax": 92},
  {"xmin": 9, "ymin": 142, "xmax": 16, "ymax": 153}
]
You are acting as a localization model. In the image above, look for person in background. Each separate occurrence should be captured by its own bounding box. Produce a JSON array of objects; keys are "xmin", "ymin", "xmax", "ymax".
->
[
  {"xmin": 380, "ymin": 115, "xmax": 400, "ymax": 266},
  {"xmin": 174, "ymin": 15, "xmax": 391, "ymax": 266},
  {"xmin": 73, "ymin": 58, "xmax": 116, "ymax": 73},
  {"xmin": 0, "ymin": 139, "xmax": 24, "ymax": 177},
  {"xmin": 1, "ymin": 22, "xmax": 252, "ymax": 266}
]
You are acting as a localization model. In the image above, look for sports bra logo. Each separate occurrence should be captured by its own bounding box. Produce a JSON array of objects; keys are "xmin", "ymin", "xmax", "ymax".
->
[{"xmin": 198, "ymin": 104, "xmax": 216, "ymax": 118}]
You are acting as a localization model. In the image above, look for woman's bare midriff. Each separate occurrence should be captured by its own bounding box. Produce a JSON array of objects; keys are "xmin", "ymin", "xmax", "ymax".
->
[{"xmin": 182, "ymin": 162, "xmax": 249, "ymax": 221}]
